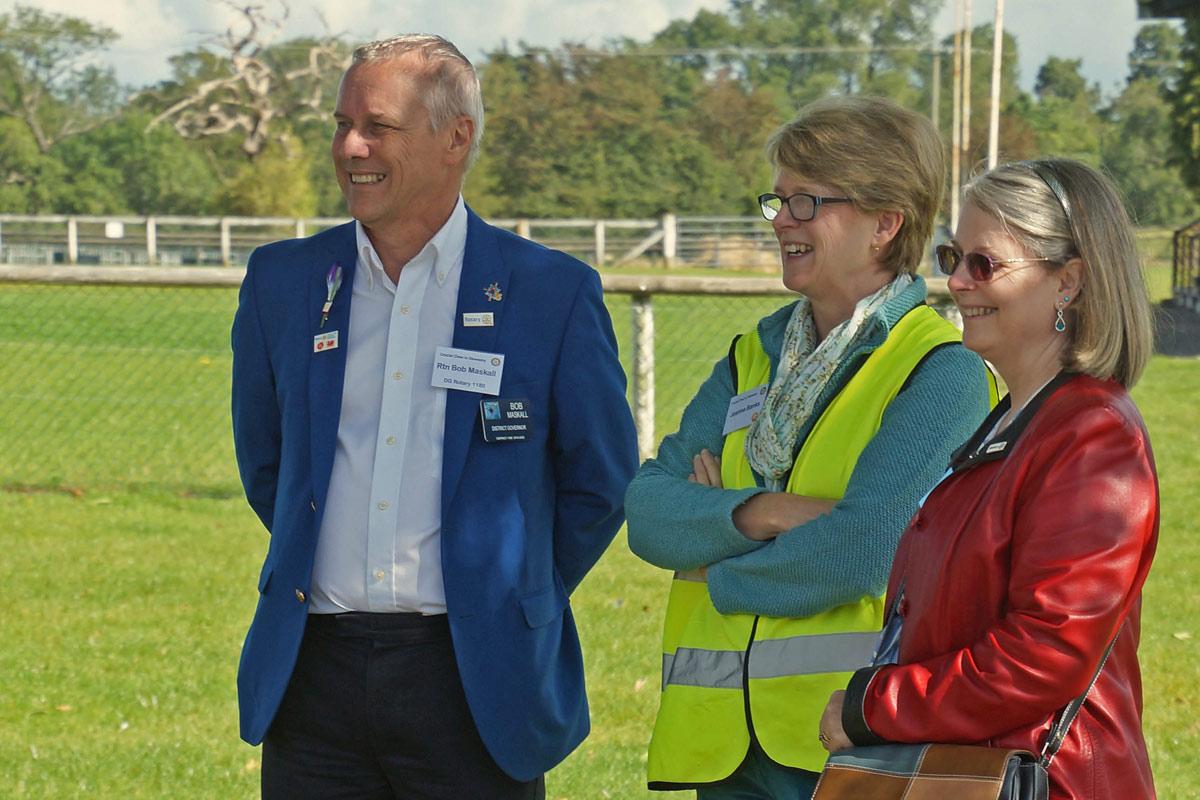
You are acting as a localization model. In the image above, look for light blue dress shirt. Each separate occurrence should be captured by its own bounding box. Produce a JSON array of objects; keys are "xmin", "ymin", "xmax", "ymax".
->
[{"xmin": 309, "ymin": 198, "xmax": 467, "ymax": 614}]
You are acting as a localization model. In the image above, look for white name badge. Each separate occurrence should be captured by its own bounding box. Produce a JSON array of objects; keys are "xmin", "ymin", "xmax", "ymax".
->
[
  {"xmin": 313, "ymin": 331, "xmax": 339, "ymax": 353},
  {"xmin": 431, "ymin": 346, "xmax": 505, "ymax": 395},
  {"xmin": 723, "ymin": 384, "xmax": 768, "ymax": 435},
  {"xmin": 462, "ymin": 312, "xmax": 494, "ymax": 327}
]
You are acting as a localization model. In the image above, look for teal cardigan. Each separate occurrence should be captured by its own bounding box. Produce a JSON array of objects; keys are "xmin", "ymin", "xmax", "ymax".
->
[{"xmin": 625, "ymin": 277, "xmax": 992, "ymax": 618}]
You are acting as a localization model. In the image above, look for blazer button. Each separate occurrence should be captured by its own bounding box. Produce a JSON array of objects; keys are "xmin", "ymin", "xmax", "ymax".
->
[
  {"xmin": 309, "ymin": 499, "xmax": 317, "ymax": 511},
  {"xmin": 295, "ymin": 589, "xmax": 306, "ymax": 603}
]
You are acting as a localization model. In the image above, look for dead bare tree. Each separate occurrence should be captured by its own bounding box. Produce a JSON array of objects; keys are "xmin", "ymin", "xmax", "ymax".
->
[{"xmin": 145, "ymin": 1, "xmax": 349, "ymax": 159}]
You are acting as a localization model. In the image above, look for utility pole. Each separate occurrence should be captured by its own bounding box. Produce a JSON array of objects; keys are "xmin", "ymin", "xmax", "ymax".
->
[
  {"xmin": 962, "ymin": 0, "xmax": 973, "ymax": 174},
  {"xmin": 987, "ymin": 0, "xmax": 1005, "ymax": 169},
  {"xmin": 931, "ymin": 49, "xmax": 941, "ymax": 133},
  {"xmin": 950, "ymin": 0, "xmax": 963, "ymax": 232}
]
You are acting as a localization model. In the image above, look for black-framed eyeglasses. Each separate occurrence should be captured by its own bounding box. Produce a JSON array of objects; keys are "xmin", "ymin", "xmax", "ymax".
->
[
  {"xmin": 934, "ymin": 244, "xmax": 1057, "ymax": 282},
  {"xmin": 757, "ymin": 192, "xmax": 853, "ymax": 222}
]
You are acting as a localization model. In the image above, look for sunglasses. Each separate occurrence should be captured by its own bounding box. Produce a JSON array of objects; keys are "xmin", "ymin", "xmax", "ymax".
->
[{"xmin": 934, "ymin": 244, "xmax": 1057, "ymax": 281}]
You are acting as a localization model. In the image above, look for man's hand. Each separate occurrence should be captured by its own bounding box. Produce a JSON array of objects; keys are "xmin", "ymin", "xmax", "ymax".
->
[{"xmin": 819, "ymin": 690, "xmax": 854, "ymax": 752}]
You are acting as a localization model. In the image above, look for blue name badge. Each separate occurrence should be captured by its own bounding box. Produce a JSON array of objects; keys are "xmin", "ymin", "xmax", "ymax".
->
[{"xmin": 480, "ymin": 398, "xmax": 532, "ymax": 442}]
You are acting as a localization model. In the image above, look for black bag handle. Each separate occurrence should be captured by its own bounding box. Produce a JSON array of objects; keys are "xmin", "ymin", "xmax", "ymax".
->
[{"xmin": 1039, "ymin": 625, "xmax": 1122, "ymax": 766}]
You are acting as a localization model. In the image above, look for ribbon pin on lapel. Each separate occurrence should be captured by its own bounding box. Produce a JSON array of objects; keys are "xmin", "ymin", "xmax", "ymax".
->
[
  {"xmin": 484, "ymin": 282, "xmax": 503, "ymax": 302},
  {"xmin": 320, "ymin": 263, "xmax": 343, "ymax": 327}
]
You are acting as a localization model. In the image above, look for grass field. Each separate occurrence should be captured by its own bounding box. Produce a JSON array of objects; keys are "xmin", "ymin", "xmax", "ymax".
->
[{"xmin": 1, "ymin": 251, "xmax": 1197, "ymax": 798}]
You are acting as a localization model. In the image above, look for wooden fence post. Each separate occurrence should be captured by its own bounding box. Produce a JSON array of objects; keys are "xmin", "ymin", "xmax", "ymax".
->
[
  {"xmin": 594, "ymin": 220, "xmax": 606, "ymax": 266},
  {"xmin": 67, "ymin": 218, "xmax": 78, "ymax": 265},
  {"xmin": 662, "ymin": 213, "xmax": 677, "ymax": 267},
  {"xmin": 219, "ymin": 218, "xmax": 232, "ymax": 266},
  {"xmin": 631, "ymin": 292, "xmax": 656, "ymax": 461},
  {"xmin": 146, "ymin": 218, "xmax": 157, "ymax": 264}
]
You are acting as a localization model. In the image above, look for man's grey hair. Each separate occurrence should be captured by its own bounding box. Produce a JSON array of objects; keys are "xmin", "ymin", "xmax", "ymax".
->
[{"xmin": 352, "ymin": 34, "xmax": 485, "ymax": 169}]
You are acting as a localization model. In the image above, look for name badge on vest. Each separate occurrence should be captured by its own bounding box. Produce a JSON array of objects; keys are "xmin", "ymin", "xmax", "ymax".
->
[
  {"xmin": 431, "ymin": 346, "xmax": 504, "ymax": 395},
  {"xmin": 723, "ymin": 384, "xmax": 767, "ymax": 435},
  {"xmin": 480, "ymin": 398, "xmax": 532, "ymax": 442}
]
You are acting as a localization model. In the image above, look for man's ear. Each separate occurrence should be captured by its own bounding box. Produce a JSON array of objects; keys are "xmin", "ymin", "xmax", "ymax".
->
[{"xmin": 446, "ymin": 116, "xmax": 474, "ymax": 167}]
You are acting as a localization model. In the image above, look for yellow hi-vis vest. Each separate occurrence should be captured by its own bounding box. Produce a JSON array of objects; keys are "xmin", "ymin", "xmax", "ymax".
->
[{"xmin": 647, "ymin": 304, "xmax": 979, "ymax": 788}]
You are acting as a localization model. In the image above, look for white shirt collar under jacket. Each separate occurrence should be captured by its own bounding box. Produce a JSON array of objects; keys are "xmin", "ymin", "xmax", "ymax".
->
[{"xmin": 354, "ymin": 200, "xmax": 467, "ymax": 293}]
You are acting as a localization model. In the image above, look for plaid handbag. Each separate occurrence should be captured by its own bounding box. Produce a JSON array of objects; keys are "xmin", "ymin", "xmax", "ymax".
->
[{"xmin": 813, "ymin": 591, "xmax": 1120, "ymax": 800}]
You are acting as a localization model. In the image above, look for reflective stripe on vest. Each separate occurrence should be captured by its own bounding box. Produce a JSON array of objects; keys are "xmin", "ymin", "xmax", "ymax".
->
[
  {"xmin": 662, "ymin": 630, "xmax": 880, "ymax": 690},
  {"xmin": 647, "ymin": 304, "xmax": 969, "ymax": 788}
]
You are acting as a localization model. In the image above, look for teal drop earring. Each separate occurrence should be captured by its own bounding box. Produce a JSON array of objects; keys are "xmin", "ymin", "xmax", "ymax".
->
[{"xmin": 1055, "ymin": 295, "xmax": 1070, "ymax": 333}]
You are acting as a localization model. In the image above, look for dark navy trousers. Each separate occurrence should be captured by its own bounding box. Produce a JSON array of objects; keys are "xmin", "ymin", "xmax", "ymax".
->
[{"xmin": 261, "ymin": 611, "xmax": 545, "ymax": 800}]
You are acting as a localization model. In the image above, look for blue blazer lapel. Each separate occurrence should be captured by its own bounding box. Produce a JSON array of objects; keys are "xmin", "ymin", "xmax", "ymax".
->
[
  {"xmin": 308, "ymin": 222, "xmax": 358, "ymax": 507},
  {"xmin": 442, "ymin": 209, "xmax": 512, "ymax": 511}
]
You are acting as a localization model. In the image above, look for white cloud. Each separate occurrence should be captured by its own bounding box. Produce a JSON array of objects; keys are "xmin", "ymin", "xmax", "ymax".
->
[{"xmin": 2, "ymin": 0, "xmax": 1151, "ymax": 94}]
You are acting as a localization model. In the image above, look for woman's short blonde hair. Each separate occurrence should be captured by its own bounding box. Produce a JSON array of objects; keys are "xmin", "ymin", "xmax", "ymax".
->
[
  {"xmin": 765, "ymin": 95, "xmax": 946, "ymax": 275},
  {"xmin": 962, "ymin": 158, "xmax": 1153, "ymax": 387}
]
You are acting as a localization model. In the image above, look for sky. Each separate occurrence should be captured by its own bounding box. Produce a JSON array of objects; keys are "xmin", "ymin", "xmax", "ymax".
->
[{"xmin": 4, "ymin": 0, "xmax": 1168, "ymax": 97}]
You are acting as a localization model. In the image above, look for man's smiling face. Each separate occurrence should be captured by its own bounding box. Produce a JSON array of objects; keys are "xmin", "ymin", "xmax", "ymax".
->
[{"xmin": 331, "ymin": 57, "xmax": 456, "ymax": 232}]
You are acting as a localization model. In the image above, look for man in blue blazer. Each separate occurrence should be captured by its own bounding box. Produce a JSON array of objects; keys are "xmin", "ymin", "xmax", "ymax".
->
[{"xmin": 231, "ymin": 34, "xmax": 638, "ymax": 799}]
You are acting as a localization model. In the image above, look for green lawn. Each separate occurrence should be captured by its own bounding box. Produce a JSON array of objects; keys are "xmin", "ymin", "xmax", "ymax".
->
[{"xmin": 1, "ymin": 259, "xmax": 1196, "ymax": 797}]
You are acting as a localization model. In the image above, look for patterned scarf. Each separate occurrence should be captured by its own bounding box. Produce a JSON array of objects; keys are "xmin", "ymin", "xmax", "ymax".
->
[{"xmin": 745, "ymin": 274, "xmax": 913, "ymax": 490}]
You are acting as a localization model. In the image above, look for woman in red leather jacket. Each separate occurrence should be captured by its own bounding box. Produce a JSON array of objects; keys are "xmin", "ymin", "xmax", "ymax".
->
[{"xmin": 817, "ymin": 157, "xmax": 1159, "ymax": 799}]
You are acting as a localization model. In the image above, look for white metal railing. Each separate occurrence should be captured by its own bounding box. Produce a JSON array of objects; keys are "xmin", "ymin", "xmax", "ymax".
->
[
  {"xmin": 0, "ymin": 212, "xmax": 750, "ymax": 269},
  {"xmin": 2, "ymin": 214, "xmax": 1177, "ymax": 275}
]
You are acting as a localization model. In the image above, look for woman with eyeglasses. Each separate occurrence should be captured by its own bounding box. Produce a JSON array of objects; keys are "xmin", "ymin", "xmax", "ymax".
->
[
  {"xmin": 817, "ymin": 158, "xmax": 1159, "ymax": 799},
  {"xmin": 625, "ymin": 95, "xmax": 994, "ymax": 799}
]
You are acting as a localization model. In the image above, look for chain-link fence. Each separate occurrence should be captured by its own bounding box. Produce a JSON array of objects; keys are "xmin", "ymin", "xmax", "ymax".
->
[
  {"xmin": 1, "ymin": 274, "xmax": 840, "ymax": 493},
  {"xmin": 1, "ymin": 281, "xmax": 241, "ymax": 492}
]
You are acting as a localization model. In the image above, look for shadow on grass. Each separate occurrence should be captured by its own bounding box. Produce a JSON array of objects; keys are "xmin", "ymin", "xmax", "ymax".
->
[
  {"xmin": 1, "ymin": 480, "xmax": 244, "ymax": 500},
  {"xmin": 1154, "ymin": 302, "xmax": 1200, "ymax": 357}
]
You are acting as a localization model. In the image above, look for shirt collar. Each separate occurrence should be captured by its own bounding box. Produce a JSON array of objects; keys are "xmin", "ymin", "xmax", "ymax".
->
[
  {"xmin": 354, "ymin": 196, "xmax": 468, "ymax": 291},
  {"xmin": 948, "ymin": 370, "xmax": 1075, "ymax": 472}
]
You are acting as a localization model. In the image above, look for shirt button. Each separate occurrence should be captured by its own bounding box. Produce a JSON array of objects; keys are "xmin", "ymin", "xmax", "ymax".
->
[
  {"xmin": 294, "ymin": 589, "xmax": 306, "ymax": 603},
  {"xmin": 399, "ymin": 305, "xmax": 411, "ymax": 315},
  {"xmin": 385, "ymin": 436, "xmax": 397, "ymax": 446},
  {"xmin": 437, "ymin": 273, "xmax": 445, "ymax": 282},
  {"xmin": 377, "ymin": 501, "xmax": 390, "ymax": 511},
  {"xmin": 393, "ymin": 371, "xmax": 404, "ymax": 381},
  {"xmin": 374, "ymin": 569, "xmax": 386, "ymax": 581}
]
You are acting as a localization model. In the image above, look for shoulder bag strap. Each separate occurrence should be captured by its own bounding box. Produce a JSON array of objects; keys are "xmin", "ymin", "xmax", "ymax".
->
[{"xmin": 1040, "ymin": 624, "xmax": 1123, "ymax": 766}]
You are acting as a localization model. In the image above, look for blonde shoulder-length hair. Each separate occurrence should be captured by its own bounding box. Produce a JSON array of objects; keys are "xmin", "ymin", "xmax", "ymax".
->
[
  {"xmin": 962, "ymin": 158, "xmax": 1153, "ymax": 388},
  {"xmin": 765, "ymin": 95, "xmax": 946, "ymax": 276}
]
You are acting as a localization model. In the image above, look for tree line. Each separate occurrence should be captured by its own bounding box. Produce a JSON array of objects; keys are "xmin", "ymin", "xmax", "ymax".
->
[{"xmin": 1, "ymin": 1, "xmax": 1197, "ymax": 227}]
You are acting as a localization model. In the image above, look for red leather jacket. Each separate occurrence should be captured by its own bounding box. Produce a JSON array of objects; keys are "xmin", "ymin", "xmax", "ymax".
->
[{"xmin": 842, "ymin": 374, "xmax": 1159, "ymax": 799}]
